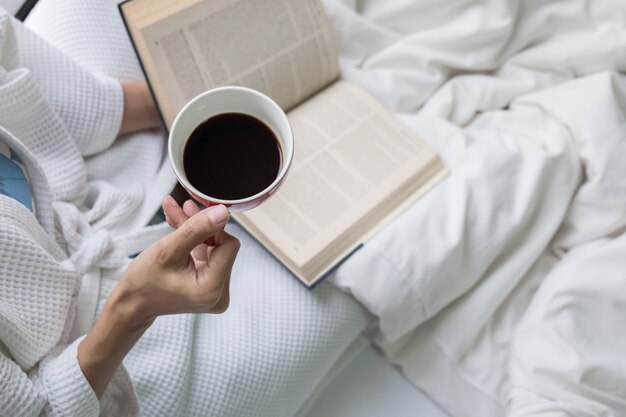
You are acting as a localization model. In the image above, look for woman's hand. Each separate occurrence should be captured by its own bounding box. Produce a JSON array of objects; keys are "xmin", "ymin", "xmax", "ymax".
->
[
  {"xmin": 113, "ymin": 199, "xmax": 239, "ymax": 324},
  {"xmin": 78, "ymin": 198, "xmax": 239, "ymax": 398}
]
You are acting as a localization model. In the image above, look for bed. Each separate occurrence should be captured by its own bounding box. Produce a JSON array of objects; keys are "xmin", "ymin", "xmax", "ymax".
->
[{"xmin": 23, "ymin": 0, "xmax": 626, "ymax": 416}]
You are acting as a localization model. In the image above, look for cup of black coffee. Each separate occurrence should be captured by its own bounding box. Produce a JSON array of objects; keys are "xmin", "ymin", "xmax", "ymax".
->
[{"xmin": 168, "ymin": 86, "xmax": 294, "ymax": 212}]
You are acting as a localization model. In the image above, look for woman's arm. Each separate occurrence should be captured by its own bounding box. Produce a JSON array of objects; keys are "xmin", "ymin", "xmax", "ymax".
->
[
  {"xmin": 78, "ymin": 200, "xmax": 239, "ymax": 398},
  {"xmin": 119, "ymin": 82, "xmax": 161, "ymax": 136},
  {"xmin": 11, "ymin": 13, "xmax": 160, "ymax": 153}
]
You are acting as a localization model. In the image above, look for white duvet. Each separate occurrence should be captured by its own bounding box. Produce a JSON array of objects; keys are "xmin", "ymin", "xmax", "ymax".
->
[{"xmin": 325, "ymin": 0, "xmax": 626, "ymax": 415}]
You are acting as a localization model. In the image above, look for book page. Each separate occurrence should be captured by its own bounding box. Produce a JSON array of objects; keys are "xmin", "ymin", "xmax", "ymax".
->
[
  {"xmin": 235, "ymin": 81, "xmax": 445, "ymax": 283},
  {"xmin": 120, "ymin": 0, "xmax": 339, "ymax": 128}
]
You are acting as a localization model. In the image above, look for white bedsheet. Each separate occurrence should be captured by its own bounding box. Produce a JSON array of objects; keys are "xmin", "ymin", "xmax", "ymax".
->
[
  {"xmin": 298, "ymin": 337, "xmax": 450, "ymax": 417},
  {"xmin": 324, "ymin": 0, "xmax": 626, "ymax": 416}
]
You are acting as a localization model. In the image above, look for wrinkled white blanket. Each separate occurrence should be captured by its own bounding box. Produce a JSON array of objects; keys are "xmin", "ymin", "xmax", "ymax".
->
[{"xmin": 324, "ymin": 0, "xmax": 626, "ymax": 416}]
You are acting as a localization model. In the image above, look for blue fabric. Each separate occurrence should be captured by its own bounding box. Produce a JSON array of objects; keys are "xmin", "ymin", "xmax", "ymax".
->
[{"xmin": 0, "ymin": 145, "xmax": 33, "ymax": 211}]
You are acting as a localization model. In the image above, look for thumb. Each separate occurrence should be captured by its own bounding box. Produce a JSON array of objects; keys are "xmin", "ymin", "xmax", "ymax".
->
[{"xmin": 162, "ymin": 204, "xmax": 230, "ymax": 261}]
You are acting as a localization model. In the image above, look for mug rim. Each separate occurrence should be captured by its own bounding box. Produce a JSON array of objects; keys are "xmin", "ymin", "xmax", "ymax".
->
[{"xmin": 168, "ymin": 86, "xmax": 294, "ymax": 205}]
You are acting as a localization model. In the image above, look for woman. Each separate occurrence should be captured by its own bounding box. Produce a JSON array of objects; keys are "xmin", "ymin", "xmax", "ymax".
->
[{"xmin": 0, "ymin": 3, "xmax": 367, "ymax": 416}]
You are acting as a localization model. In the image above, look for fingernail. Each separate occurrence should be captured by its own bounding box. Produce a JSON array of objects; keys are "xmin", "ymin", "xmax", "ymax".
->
[
  {"xmin": 206, "ymin": 205, "xmax": 229, "ymax": 226},
  {"xmin": 165, "ymin": 195, "xmax": 176, "ymax": 206}
]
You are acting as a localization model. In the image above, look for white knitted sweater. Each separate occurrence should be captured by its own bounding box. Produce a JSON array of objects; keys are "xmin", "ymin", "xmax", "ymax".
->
[{"xmin": 0, "ymin": 4, "xmax": 367, "ymax": 417}]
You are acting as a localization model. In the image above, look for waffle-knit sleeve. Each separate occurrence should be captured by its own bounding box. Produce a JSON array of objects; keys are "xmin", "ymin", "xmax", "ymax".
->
[
  {"xmin": 0, "ymin": 10, "xmax": 123, "ymax": 156},
  {"xmin": 0, "ymin": 338, "xmax": 101, "ymax": 417},
  {"xmin": 0, "ymin": 194, "xmax": 140, "ymax": 416}
]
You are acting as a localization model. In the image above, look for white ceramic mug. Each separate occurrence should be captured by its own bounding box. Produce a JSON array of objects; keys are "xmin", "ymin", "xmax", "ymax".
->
[{"xmin": 168, "ymin": 86, "xmax": 294, "ymax": 212}]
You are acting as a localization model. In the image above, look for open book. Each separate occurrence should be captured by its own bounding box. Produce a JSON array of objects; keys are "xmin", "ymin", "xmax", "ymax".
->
[{"xmin": 120, "ymin": 0, "xmax": 447, "ymax": 287}]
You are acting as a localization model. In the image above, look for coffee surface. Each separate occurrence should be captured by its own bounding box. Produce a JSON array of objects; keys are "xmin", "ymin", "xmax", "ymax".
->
[{"xmin": 183, "ymin": 113, "xmax": 281, "ymax": 200}]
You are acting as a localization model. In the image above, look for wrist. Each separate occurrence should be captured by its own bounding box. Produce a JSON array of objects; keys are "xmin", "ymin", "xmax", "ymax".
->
[
  {"xmin": 105, "ymin": 282, "xmax": 155, "ymax": 333},
  {"xmin": 78, "ymin": 285, "xmax": 152, "ymax": 398}
]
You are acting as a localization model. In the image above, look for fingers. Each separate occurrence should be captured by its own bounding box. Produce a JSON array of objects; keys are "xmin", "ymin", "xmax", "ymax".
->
[
  {"xmin": 160, "ymin": 204, "xmax": 230, "ymax": 262},
  {"xmin": 163, "ymin": 195, "xmax": 187, "ymax": 228},
  {"xmin": 181, "ymin": 200, "xmax": 218, "ymax": 246},
  {"xmin": 163, "ymin": 197, "xmax": 215, "ymax": 257},
  {"xmin": 163, "ymin": 197, "xmax": 204, "ymax": 228},
  {"xmin": 183, "ymin": 199, "xmax": 201, "ymax": 217},
  {"xmin": 204, "ymin": 230, "xmax": 240, "ymax": 272},
  {"xmin": 196, "ymin": 231, "xmax": 240, "ymax": 311}
]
